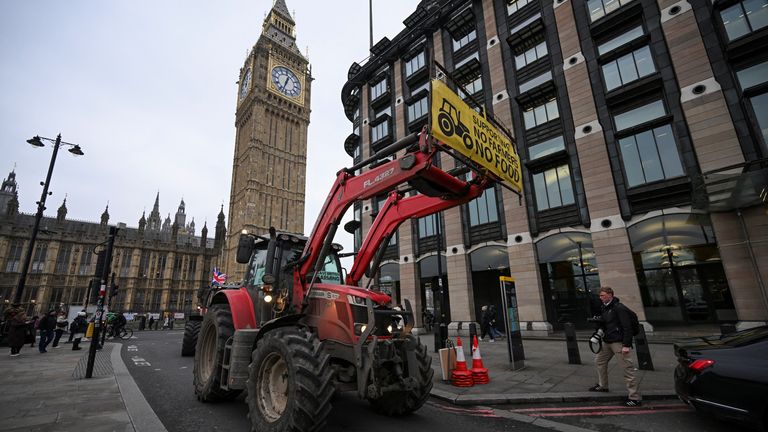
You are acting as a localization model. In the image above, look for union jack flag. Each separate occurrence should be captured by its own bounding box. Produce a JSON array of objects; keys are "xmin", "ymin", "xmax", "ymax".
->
[{"xmin": 211, "ymin": 267, "xmax": 227, "ymax": 285}]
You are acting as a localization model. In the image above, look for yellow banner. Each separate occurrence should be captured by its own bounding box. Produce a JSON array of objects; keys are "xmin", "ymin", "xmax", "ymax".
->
[{"xmin": 430, "ymin": 79, "xmax": 522, "ymax": 193}]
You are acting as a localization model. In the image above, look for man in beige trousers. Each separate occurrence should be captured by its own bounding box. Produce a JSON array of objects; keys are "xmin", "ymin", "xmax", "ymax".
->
[{"xmin": 588, "ymin": 287, "xmax": 642, "ymax": 406}]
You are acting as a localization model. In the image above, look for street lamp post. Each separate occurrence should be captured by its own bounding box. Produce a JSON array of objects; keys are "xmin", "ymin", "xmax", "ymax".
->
[{"xmin": 12, "ymin": 134, "xmax": 84, "ymax": 305}]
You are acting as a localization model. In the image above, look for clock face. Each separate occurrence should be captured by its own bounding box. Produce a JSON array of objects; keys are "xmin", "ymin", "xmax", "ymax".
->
[
  {"xmin": 239, "ymin": 68, "xmax": 252, "ymax": 101},
  {"xmin": 271, "ymin": 66, "xmax": 302, "ymax": 98}
]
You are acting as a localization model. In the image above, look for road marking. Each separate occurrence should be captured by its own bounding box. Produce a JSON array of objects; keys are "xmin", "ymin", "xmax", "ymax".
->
[
  {"xmin": 127, "ymin": 345, "xmax": 138, "ymax": 352},
  {"xmin": 180, "ymin": 366, "xmax": 188, "ymax": 369},
  {"xmin": 427, "ymin": 401, "xmax": 498, "ymax": 418},
  {"xmin": 131, "ymin": 356, "xmax": 151, "ymax": 367},
  {"xmin": 527, "ymin": 408, "xmax": 691, "ymax": 417}
]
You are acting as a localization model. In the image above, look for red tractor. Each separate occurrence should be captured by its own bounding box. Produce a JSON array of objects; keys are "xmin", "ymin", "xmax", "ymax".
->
[
  {"xmin": 181, "ymin": 282, "xmax": 240, "ymax": 356},
  {"xmin": 192, "ymin": 130, "xmax": 499, "ymax": 431}
]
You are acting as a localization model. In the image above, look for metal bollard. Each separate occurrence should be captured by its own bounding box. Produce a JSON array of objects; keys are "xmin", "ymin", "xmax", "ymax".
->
[
  {"xmin": 634, "ymin": 325, "xmax": 654, "ymax": 371},
  {"xmin": 564, "ymin": 323, "xmax": 581, "ymax": 365},
  {"xmin": 469, "ymin": 322, "xmax": 477, "ymax": 352}
]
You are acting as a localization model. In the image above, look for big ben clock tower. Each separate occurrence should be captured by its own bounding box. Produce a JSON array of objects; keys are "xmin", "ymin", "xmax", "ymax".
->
[{"xmin": 225, "ymin": 0, "xmax": 311, "ymax": 280}]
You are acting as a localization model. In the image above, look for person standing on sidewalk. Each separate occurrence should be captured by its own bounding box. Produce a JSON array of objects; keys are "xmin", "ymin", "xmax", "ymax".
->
[
  {"xmin": 52, "ymin": 312, "xmax": 68, "ymax": 348},
  {"xmin": 4, "ymin": 304, "xmax": 28, "ymax": 356},
  {"xmin": 588, "ymin": 286, "xmax": 642, "ymax": 407},
  {"xmin": 71, "ymin": 311, "xmax": 88, "ymax": 351},
  {"xmin": 148, "ymin": 316, "xmax": 155, "ymax": 331},
  {"xmin": 37, "ymin": 310, "xmax": 57, "ymax": 353}
]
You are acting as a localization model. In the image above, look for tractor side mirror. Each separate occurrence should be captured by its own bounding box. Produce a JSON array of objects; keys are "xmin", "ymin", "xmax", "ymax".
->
[
  {"xmin": 235, "ymin": 233, "xmax": 255, "ymax": 264},
  {"xmin": 343, "ymin": 220, "xmax": 361, "ymax": 234}
]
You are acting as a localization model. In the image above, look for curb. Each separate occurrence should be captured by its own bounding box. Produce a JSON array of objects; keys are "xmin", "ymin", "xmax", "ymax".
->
[
  {"xmin": 429, "ymin": 388, "xmax": 678, "ymax": 405},
  {"xmin": 110, "ymin": 342, "xmax": 169, "ymax": 432}
]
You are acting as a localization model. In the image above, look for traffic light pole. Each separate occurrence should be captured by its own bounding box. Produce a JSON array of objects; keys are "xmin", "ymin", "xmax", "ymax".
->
[{"xmin": 86, "ymin": 226, "xmax": 117, "ymax": 378}]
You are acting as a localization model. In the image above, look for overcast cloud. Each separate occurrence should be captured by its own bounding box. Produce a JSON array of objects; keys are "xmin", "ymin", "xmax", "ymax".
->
[{"xmin": 0, "ymin": 1, "xmax": 414, "ymax": 253}]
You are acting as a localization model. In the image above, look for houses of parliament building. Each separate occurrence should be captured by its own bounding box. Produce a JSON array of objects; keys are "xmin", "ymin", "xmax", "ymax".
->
[{"xmin": 0, "ymin": 169, "xmax": 225, "ymax": 316}]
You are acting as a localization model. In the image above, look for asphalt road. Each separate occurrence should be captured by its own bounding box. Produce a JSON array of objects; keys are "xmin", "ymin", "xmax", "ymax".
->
[
  {"xmin": 120, "ymin": 330, "xmax": 554, "ymax": 432},
  {"xmin": 120, "ymin": 330, "xmax": 750, "ymax": 432}
]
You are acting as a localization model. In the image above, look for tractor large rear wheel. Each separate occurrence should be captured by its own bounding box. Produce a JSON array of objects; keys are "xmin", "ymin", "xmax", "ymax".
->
[
  {"xmin": 367, "ymin": 335, "xmax": 434, "ymax": 416},
  {"xmin": 181, "ymin": 320, "xmax": 201, "ymax": 357},
  {"xmin": 193, "ymin": 304, "xmax": 241, "ymax": 401},
  {"xmin": 246, "ymin": 327, "xmax": 334, "ymax": 432}
]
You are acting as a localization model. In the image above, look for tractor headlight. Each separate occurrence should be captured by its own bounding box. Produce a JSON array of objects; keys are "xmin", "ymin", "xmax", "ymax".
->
[
  {"xmin": 264, "ymin": 294, "xmax": 273, "ymax": 303},
  {"xmin": 354, "ymin": 323, "xmax": 367, "ymax": 335}
]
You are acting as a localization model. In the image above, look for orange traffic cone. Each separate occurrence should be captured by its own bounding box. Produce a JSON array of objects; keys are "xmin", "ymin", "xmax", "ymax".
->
[
  {"xmin": 471, "ymin": 335, "xmax": 490, "ymax": 384},
  {"xmin": 451, "ymin": 337, "xmax": 474, "ymax": 387}
]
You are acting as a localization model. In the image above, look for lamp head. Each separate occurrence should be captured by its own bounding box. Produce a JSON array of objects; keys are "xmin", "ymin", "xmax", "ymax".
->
[
  {"xmin": 27, "ymin": 136, "xmax": 45, "ymax": 147},
  {"xmin": 68, "ymin": 145, "xmax": 84, "ymax": 156}
]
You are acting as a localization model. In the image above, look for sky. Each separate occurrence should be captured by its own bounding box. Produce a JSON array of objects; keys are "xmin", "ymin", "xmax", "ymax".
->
[{"xmin": 0, "ymin": 1, "xmax": 415, "ymax": 252}]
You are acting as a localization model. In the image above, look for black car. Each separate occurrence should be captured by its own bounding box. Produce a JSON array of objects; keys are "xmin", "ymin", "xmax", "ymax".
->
[{"xmin": 674, "ymin": 325, "xmax": 768, "ymax": 431}]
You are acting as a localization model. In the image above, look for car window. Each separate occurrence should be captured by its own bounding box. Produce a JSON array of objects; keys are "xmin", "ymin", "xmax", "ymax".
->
[{"xmin": 719, "ymin": 326, "xmax": 768, "ymax": 347}]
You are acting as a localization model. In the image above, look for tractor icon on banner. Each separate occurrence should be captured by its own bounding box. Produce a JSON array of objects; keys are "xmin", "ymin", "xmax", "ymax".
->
[{"xmin": 437, "ymin": 99, "xmax": 474, "ymax": 151}]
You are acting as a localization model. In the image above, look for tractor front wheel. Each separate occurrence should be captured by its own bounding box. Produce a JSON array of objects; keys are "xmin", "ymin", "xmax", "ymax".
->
[
  {"xmin": 181, "ymin": 320, "xmax": 201, "ymax": 357},
  {"xmin": 367, "ymin": 335, "xmax": 434, "ymax": 416},
  {"xmin": 193, "ymin": 304, "xmax": 241, "ymax": 401},
  {"xmin": 246, "ymin": 327, "xmax": 334, "ymax": 432}
]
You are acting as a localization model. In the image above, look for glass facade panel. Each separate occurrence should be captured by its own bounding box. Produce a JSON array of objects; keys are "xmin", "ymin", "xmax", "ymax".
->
[
  {"xmin": 370, "ymin": 78, "xmax": 387, "ymax": 100},
  {"xmin": 558, "ymin": 165, "xmax": 574, "ymax": 204},
  {"xmin": 619, "ymin": 135, "xmax": 644, "ymax": 186},
  {"xmin": 407, "ymin": 96, "xmax": 429, "ymax": 122},
  {"xmin": 614, "ymin": 100, "xmax": 666, "ymax": 131},
  {"xmin": 545, "ymin": 169, "xmax": 562, "ymax": 208},
  {"xmin": 519, "ymin": 71, "xmax": 552, "ymax": 93},
  {"xmin": 744, "ymin": 0, "xmax": 768, "ymax": 31},
  {"xmin": 508, "ymin": 0, "xmax": 533, "ymax": 15},
  {"xmin": 634, "ymin": 46, "xmax": 655, "ymax": 77},
  {"xmin": 468, "ymin": 187, "xmax": 498, "ymax": 226},
  {"xmin": 721, "ymin": 3, "xmax": 751, "ymax": 40},
  {"xmin": 603, "ymin": 46, "xmax": 656, "ymax": 91},
  {"xmin": 635, "ymin": 130, "xmax": 664, "ymax": 182},
  {"xmin": 751, "ymin": 92, "xmax": 768, "ymax": 145},
  {"xmin": 533, "ymin": 165, "xmax": 575, "ymax": 210},
  {"xmin": 736, "ymin": 60, "xmax": 768, "ymax": 90},
  {"xmin": 405, "ymin": 52, "xmax": 426, "ymax": 77},
  {"xmin": 655, "ymin": 125, "xmax": 685, "ymax": 179},
  {"xmin": 618, "ymin": 124, "xmax": 683, "ymax": 187},
  {"xmin": 588, "ymin": 0, "xmax": 636, "ymax": 22},
  {"xmin": 602, "ymin": 62, "xmax": 622, "ymax": 90},
  {"xmin": 597, "ymin": 26, "xmax": 644, "ymax": 55},
  {"xmin": 453, "ymin": 29, "xmax": 477, "ymax": 51},
  {"xmin": 529, "ymin": 135, "xmax": 565, "ymax": 160}
]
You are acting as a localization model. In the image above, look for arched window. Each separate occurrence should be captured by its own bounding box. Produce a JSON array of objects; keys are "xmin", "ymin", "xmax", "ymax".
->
[
  {"xmin": 536, "ymin": 232, "xmax": 601, "ymax": 328},
  {"xmin": 628, "ymin": 213, "xmax": 735, "ymax": 323}
]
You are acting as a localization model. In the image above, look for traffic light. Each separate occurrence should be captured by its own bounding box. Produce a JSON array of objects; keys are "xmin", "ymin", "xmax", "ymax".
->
[{"xmin": 111, "ymin": 284, "xmax": 119, "ymax": 298}]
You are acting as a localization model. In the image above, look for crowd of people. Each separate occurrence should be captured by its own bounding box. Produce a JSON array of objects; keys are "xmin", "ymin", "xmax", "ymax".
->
[{"xmin": 1, "ymin": 304, "xmax": 89, "ymax": 356}]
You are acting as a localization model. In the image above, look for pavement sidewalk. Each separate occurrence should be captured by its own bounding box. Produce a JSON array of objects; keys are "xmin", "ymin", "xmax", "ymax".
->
[
  {"xmin": 421, "ymin": 328, "xmax": 709, "ymax": 406},
  {"xmin": 0, "ymin": 326, "xmax": 716, "ymax": 432},
  {"xmin": 0, "ymin": 339, "xmax": 166, "ymax": 432}
]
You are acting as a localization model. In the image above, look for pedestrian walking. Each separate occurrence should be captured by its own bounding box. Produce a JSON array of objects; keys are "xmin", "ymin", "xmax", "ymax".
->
[
  {"xmin": 487, "ymin": 304, "xmax": 502, "ymax": 340},
  {"xmin": 71, "ymin": 311, "xmax": 88, "ymax": 351},
  {"xmin": 4, "ymin": 304, "xmax": 28, "ymax": 356},
  {"xmin": 169, "ymin": 316, "xmax": 175, "ymax": 330},
  {"xmin": 37, "ymin": 310, "xmax": 57, "ymax": 353},
  {"xmin": 163, "ymin": 315, "xmax": 170, "ymax": 330},
  {"xmin": 138, "ymin": 315, "xmax": 146, "ymax": 331},
  {"xmin": 29, "ymin": 315, "xmax": 39, "ymax": 348},
  {"xmin": 480, "ymin": 305, "xmax": 494, "ymax": 342},
  {"xmin": 148, "ymin": 316, "xmax": 155, "ymax": 330},
  {"xmin": 588, "ymin": 286, "xmax": 642, "ymax": 407},
  {"xmin": 52, "ymin": 312, "xmax": 68, "ymax": 348}
]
